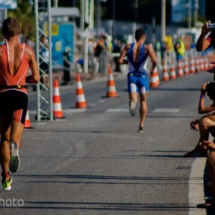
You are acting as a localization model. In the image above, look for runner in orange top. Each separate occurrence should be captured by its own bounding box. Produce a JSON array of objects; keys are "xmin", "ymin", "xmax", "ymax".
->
[{"xmin": 0, "ymin": 17, "xmax": 40, "ymax": 190}]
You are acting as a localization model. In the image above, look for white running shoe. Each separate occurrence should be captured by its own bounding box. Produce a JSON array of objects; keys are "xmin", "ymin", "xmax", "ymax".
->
[
  {"xmin": 129, "ymin": 100, "xmax": 136, "ymax": 116},
  {"xmin": 9, "ymin": 142, "xmax": 20, "ymax": 173}
]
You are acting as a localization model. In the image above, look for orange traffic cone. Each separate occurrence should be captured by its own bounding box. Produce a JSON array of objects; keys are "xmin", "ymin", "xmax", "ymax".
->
[
  {"xmin": 106, "ymin": 66, "xmax": 117, "ymax": 97},
  {"xmin": 195, "ymin": 56, "xmax": 200, "ymax": 72},
  {"xmin": 200, "ymin": 56, "xmax": 205, "ymax": 71},
  {"xmin": 24, "ymin": 110, "xmax": 33, "ymax": 129},
  {"xmin": 177, "ymin": 60, "xmax": 184, "ymax": 77},
  {"xmin": 183, "ymin": 58, "xmax": 190, "ymax": 75},
  {"xmin": 75, "ymin": 73, "xmax": 87, "ymax": 108},
  {"xmin": 190, "ymin": 57, "xmax": 195, "ymax": 74},
  {"xmin": 204, "ymin": 57, "xmax": 209, "ymax": 71},
  {"xmin": 162, "ymin": 59, "xmax": 169, "ymax": 81},
  {"xmin": 150, "ymin": 67, "xmax": 159, "ymax": 87},
  {"xmin": 170, "ymin": 60, "xmax": 176, "ymax": 80},
  {"xmin": 53, "ymin": 79, "xmax": 65, "ymax": 118}
]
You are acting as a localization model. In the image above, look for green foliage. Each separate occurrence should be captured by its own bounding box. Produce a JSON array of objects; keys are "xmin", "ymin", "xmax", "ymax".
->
[
  {"xmin": 8, "ymin": 0, "xmax": 35, "ymax": 41},
  {"xmin": 184, "ymin": 14, "xmax": 207, "ymax": 27},
  {"xmin": 140, "ymin": 0, "xmax": 150, "ymax": 5},
  {"xmin": 198, "ymin": 15, "xmax": 206, "ymax": 24}
]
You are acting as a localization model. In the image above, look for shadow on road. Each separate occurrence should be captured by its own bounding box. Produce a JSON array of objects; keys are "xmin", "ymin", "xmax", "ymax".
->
[
  {"xmin": 3, "ymin": 201, "xmax": 192, "ymax": 212},
  {"xmin": 150, "ymin": 88, "xmax": 199, "ymax": 91},
  {"xmin": 16, "ymin": 174, "xmax": 197, "ymax": 181}
]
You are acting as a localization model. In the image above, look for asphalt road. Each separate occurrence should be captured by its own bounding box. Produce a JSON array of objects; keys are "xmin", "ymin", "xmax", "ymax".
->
[{"xmin": 0, "ymin": 71, "xmax": 213, "ymax": 215}]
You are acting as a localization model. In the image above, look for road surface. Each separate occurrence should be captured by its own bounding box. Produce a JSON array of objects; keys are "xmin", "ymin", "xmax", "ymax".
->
[{"xmin": 0, "ymin": 72, "xmax": 213, "ymax": 215}]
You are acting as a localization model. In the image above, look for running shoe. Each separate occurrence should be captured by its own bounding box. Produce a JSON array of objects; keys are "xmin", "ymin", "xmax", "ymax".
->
[
  {"xmin": 2, "ymin": 174, "xmax": 12, "ymax": 191},
  {"xmin": 138, "ymin": 126, "xmax": 145, "ymax": 133},
  {"xmin": 129, "ymin": 100, "xmax": 136, "ymax": 116},
  {"xmin": 9, "ymin": 141, "xmax": 20, "ymax": 173}
]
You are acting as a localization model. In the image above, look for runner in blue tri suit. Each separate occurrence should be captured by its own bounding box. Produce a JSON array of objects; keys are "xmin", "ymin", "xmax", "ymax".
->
[{"xmin": 118, "ymin": 29, "xmax": 157, "ymax": 132}]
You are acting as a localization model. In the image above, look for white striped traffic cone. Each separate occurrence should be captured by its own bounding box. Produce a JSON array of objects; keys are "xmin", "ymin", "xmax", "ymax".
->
[
  {"xmin": 200, "ymin": 56, "xmax": 205, "ymax": 71},
  {"xmin": 75, "ymin": 73, "xmax": 87, "ymax": 108},
  {"xmin": 24, "ymin": 109, "xmax": 33, "ymax": 129},
  {"xmin": 177, "ymin": 60, "xmax": 184, "ymax": 77},
  {"xmin": 204, "ymin": 57, "xmax": 209, "ymax": 71},
  {"xmin": 190, "ymin": 57, "xmax": 195, "ymax": 74},
  {"xmin": 53, "ymin": 79, "xmax": 65, "ymax": 118},
  {"xmin": 170, "ymin": 60, "xmax": 176, "ymax": 80},
  {"xmin": 106, "ymin": 66, "xmax": 117, "ymax": 97},
  {"xmin": 150, "ymin": 67, "xmax": 159, "ymax": 87},
  {"xmin": 162, "ymin": 59, "xmax": 169, "ymax": 81},
  {"xmin": 183, "ymin": 58, "xmax": 190, "ymax": 75},
  {"xmin": 195, "ymin": 56, "xmax": 200, "ymax": 72}
]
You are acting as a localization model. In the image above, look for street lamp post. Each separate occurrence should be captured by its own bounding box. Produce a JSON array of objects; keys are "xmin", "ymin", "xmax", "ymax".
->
[
  {"xmin": 188, "ymin": 0, "xmax": 191, "ymax": 28},
  {"xmin": 112, "ymin": 0, "xmax": 115, "ymax": 38},
  {"xmin": 54, "ymin": 0, "xmax": 58, "ymax": 7},
  {"xmin": 84, "ymin": 0, "xmax": 89, "ymax": 73},
  {"xmin": 132, "ymin": 0, "xmax": 138, "ymax": 42},
  {"xmin": 194, "ymin": 0, "xmax": 198, "ymax": 27},
  {"xmin": 81, "ymin": 0, "xmax": 85, "ymax": 30},
  {"xmin": 97, "ymin": 0, "xmax": 100, "ymax": 36},
  {"xmin": 97, "ymin": 0, "xmax": 107, "ymax": 37},
  {"xmin": 161, "ymin": 0, "xmax": 166, "ymax": 42}
]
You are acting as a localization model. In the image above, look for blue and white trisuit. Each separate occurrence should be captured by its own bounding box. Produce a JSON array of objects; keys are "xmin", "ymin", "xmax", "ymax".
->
[{"xmin": 127, "ymin": 43, "xmax": 149, "ymax": 95}]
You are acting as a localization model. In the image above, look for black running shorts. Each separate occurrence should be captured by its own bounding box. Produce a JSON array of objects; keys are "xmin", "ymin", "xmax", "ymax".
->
[{"xmin": 0, "ymin": 90, "xmax": 28, "ymax": 124}]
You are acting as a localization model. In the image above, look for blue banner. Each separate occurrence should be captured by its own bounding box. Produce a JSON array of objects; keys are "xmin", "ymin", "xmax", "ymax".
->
[
  {"xmin": 171, "ymin": 0, "xmax": 205, "ymax": 24},
  {"xmin": 0, "ymin": 0, "xmax": 17, "ymax": 9},
  {"xmin": 45, "ymin": 23, "xmax": 75, "ymax": 67}
]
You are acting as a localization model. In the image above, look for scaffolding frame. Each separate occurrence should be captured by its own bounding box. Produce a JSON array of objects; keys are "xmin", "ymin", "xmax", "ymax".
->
[{"xmin": 34, "ymin": 0, "xmax": 53, "ymax": 121}]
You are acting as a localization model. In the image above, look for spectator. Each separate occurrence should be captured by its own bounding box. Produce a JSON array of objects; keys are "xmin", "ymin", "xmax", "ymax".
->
[
  {"xmin": 174, "ymin": 36, "xmax": 185, "ymax": 61},
  {"xmin": 62, "ymin": 47, "xmax": 72, "ymax": 85},
  {"xmin": 185, "ymin": 82, "xmax": 215, "ymax": 157},
  {"xmin": 25, "ymin": 36, "xmax": 34, "ymax": 49},
  {"xmin": 154, "ymin": 39, "xmax": 162, "ymax": 68},
  {"xmin": 91, "ymin": 35, "xmax": 107, "ymax": 76},
  {"xmin": 113, "ymin": 40, "xmax": 123, "ymax": 72},
  {"xmin": 107, "ymin": 35, "xmax": 113, "ymax": 53},
  {"xmin": 94, "ymin": 35, "xmax": 107, "ymax": 58},
  {"xmin": 196, "ymin": 20, "xmax": 215, "ymax": 80},
  {"xmin": 187, "ymin": 82, "xmax": 215, "ymax": 209},
  {"xmin": 39, "ymin": 35, "xmax": 49, "ymax": 87}
]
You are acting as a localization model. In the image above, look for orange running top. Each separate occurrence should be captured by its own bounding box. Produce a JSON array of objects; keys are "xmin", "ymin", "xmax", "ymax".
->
[{"xmin": 0, "ymin": 41, "xmax": 29, "ymax": 94}]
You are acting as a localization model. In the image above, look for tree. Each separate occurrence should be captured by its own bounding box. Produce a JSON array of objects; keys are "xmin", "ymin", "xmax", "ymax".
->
[{"xmin": 8, "ymin": 0, "xmax": 35, "ymax": 41}]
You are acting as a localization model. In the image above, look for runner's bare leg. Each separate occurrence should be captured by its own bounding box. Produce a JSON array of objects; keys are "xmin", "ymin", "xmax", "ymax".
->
[
  {"xmin": 139, "ymin": 93, "xmax": 148, "ymax": 127},
  {"xmin": 0, "ymin": 116, "xmax": 11, "ymax": 179}
]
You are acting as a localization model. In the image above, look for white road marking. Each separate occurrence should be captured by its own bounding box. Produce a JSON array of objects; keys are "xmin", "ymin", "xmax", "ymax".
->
[
  {"xmin": 89, "ymin": 103, "xmax": 97, "ymax": 107},
  {"xmin": 153, "ymin": 108, "xmax": 180, "ymax": 113},
  {"xmin": 36, "ymin": 122, "xmax": 47, "ymax": 126},
  {"xmin": 106, "ymin": 108, "xmax": 128, "ymax": 113},
  {"xmin": 188, "ymin": 158, "xmax": 206, "ymax": 215},
  {"xmin": 98, "ymin": 99, "xmax": 106, "ymax": 103},
  {"xmin": 63, "ymin": 109, "xmax": 87, "ymax": 113},
  {"xmin": 187, "ymin": 136, "xmax": 213, "ymax": 215},
  {"xmin": 55, "ymin": 119, "xmax": 67, "ymax": 122}
]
